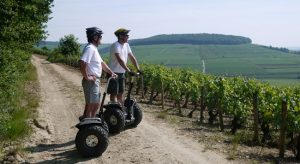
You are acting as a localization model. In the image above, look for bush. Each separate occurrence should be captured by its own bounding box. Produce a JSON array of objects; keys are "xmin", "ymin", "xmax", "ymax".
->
[
  {"xmin": 0, "ymin": 0, "xmax": 53, "ymax": 155},
  {"xmin": 32, "ymin": 47, "xmax": 52, "ymax": 56},
  {"xmin": 57, "ymin": 34, "xmax": 81, "ymax": 57},
  {"xmin": 47, "ymin": 52, "xmax": 65, "ymax": 63},
  {"xmin": 0, "ymin": 48, "xmax": 33, "ymax": 140}
]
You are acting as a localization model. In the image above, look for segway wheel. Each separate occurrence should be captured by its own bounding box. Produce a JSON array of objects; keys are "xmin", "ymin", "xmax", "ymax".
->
[
  {"xmin": 75, "ymin": 125, "xmax": 108, "ymax": 157},
  {"xmin": 103, "ymin": 109, "xmax": 125, "ymax": 134},
  {"xmin": 131, "ymin": 104, "xmax": 143, "ymax": 127}
]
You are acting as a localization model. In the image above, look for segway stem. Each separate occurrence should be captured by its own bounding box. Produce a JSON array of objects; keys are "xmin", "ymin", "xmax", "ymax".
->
[
  {"xmin": 99, "ymin": 77, "xmax": 114, "ymax": 114},
  {"xmin": 127, "ymin": 72, "xmax": 140, "ymax": 100},
  {"xmin": 126, "ymin": 73, "xmax": 142, "ymax": 117}
]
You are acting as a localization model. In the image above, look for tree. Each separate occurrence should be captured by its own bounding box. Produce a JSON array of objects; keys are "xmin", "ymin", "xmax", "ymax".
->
[
  {"xmin": 57, "ymin": 34, "xmax": 81, "ymax": 56},
  {"xmin": 0, "ymin": 0, "xmax": 53, "ymax": 141},
  {"xmin": 0, "ymin": 0, "xmax": 54, "ymax": 49}
]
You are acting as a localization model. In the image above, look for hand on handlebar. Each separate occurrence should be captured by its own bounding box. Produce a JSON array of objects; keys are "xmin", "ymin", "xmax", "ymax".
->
[
  {"xmin": 111, "ymin": 73, "xmax": 118, "ymax": 78},
  {"xmin": 137, "ymin": 69, "xmax": 143, "ymax": 75},
  {"xmin": 128, "ymin": 71, "xmax": 136, "ymax": 76}
]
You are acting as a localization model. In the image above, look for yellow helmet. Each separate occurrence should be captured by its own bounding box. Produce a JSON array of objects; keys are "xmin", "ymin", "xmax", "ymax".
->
[{"xmin": 114, "ymin": 28, "xmax": 130, "ymax": 37}]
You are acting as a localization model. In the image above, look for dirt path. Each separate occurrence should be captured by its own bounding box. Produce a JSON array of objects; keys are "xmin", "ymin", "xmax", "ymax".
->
[{"xmin": 25, "ymin": 55, "xmax": 235, "ymax": 164}]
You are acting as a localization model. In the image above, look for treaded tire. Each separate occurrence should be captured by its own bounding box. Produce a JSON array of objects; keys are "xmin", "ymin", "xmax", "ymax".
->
[
  {"xmin": 131, "ymin": 104, "xmax": 143, "ymax": 127},
  {"xmin": 103, "ymin": 109, "xmax": 125, "ymax": 134},
  {"xmin": 75, "ymin": 125, "xmax": 108, "ymax": 157},
  {"xmin": 102, "ymin": 121, "xmax": 109, "ymax": 133}
]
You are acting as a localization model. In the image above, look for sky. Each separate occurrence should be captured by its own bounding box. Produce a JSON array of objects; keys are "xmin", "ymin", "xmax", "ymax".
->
[{"xmin": 45, "ymin": 0, "xmax": 300, "ymax": 48}]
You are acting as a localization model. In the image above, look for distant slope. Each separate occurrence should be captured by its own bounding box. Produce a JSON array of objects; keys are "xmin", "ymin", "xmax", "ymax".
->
[
  {"xmin": 124, "ymin": 44, "xmax": 300, "ymax": 82},
  {"xmin": 37, "ymin": 37, "xmax": 300, "ymax": 86},
  {"xmin": 129, "ymin": 33, "xmax": 252, "ymax": 46},
  {"xmin": 37, "ymin": 41, "xmax": 59, "ymax": 49}
]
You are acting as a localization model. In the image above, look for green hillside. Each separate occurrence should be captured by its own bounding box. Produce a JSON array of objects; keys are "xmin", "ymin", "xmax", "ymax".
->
[
  {"xmin": 129, "ymin": 33, "xmax": 252, "ymax": 45},
  {"xmin": 102, "ymin": 43, "xmax": 300, "ymax": 85},
  {"xmin": 39, "ymin": 34, "xmax": 300, "ymax": 86}
]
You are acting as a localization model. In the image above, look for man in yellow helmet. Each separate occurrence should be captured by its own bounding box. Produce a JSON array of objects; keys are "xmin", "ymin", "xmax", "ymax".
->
[{"xmin": 107, "ymin": 28, "xmax": 141, "ymax": 105}]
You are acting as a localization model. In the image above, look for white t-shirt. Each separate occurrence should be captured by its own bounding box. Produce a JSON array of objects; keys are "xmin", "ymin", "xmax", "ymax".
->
[
  {"xmin": 80, "ymin": 43, "xmax": 103, "ymax": 77},
  {"xmin": 108, "ymin": 41, "xmax": 132, "ymax": 73}
]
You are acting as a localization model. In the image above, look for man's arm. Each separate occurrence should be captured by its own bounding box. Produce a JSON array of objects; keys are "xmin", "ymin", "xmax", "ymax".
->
[
  {"xmin": 128, "ymin": 53, "xmax": 140, "ymax": 71},
  {"xmin": 115, "ymin": 53, "xmax": 131, "ymax": 72},
  {"xmin": 80, "ymin": 60, "xmax": 95, "ymax": 81},
  {"xmin": 101, "ymin": 61, "xmax": 117, "ymax": 77}
]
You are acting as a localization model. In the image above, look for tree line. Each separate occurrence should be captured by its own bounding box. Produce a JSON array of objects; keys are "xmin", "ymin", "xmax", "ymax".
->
[
  {"xmin": 129, "ymin": 33, "xmax": 252, "ymax": 46},
  {"xmin": 260, "ymin": 45, "xmax": 300, "ymax": 55}
]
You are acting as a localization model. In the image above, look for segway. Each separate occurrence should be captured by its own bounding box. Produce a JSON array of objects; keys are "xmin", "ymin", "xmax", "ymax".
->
[
  {"xmin": 103, "ymin": 72, "xmax": 143, "ymax": 134},
  {"xmin": 75, "ymin": 78, "xmax": 113, "ymax": 157}
]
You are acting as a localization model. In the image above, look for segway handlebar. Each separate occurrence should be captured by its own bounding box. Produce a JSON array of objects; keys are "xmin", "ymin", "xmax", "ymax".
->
[{"xmin": 105, "ymin": 72, "xmax": 141, "ymax": 93}]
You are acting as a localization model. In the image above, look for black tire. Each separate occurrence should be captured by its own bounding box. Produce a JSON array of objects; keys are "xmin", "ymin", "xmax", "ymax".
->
[
  {"xmin": 75, "ymin": 125, "xmax": 108, "ymax": 157},
  {"xmin": 97, "ymin": 114, "xmax": 109, "ymax": 133},
  {"xmin": 131, "ymin": 104, "xmax": 143, "ymax": 127},
  {"xmin": 103, "ymin": 109, "xmax": 125, "ymax": 134},
  {"xmin": 102, "ymin": 120, "xmax": 109, "ymax": 133}
]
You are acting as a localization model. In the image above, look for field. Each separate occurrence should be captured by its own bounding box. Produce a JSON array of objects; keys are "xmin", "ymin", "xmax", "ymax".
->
[
  {"xmin": 124, "ymin": 44, "xmax": 300, "ymax": 86},
  {"xmin": 40, "ymin": 42, "xmax": 300, "ymax": 86}
]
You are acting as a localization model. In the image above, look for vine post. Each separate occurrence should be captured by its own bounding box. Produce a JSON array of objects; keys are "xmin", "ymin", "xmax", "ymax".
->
[
  {"xmin": 218, "ymin": 101, "xmax": 224, "ymax": 131},
  {"xmin": 141, "ymin": 75, "xmax": 145, "ymax": 98},
  {"xmin": 199, "ymin": 86, "xmax": 205, "ymax": 123},
  {"xmin": 161, "ymin": 81, "xmax": 165, "ymax": 109},
  {"xmin": 252, "ymin": 92, "xmax": 259, "ymax": 143},
  {"xmin": 279, "ymin": 99, "xmax": 288, "ymax": 158},
  {"xmin": 149, "ymin": 87, "xmax": 154, "ymax": 104}
]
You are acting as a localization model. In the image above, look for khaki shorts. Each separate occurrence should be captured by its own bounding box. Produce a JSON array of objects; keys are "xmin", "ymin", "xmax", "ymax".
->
[{"xmin": 82, "ymin": 78, "xmax": 101, "ymax": 104}]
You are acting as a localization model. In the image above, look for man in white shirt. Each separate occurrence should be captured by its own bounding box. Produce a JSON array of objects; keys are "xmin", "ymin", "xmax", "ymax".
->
[
  {"xmin": 108, "ymin": 28, "xmax": 141, "ymax": 105},
  {"xmin": 80, "ymin": 27, "xmax": 117, "ymax": 118}
]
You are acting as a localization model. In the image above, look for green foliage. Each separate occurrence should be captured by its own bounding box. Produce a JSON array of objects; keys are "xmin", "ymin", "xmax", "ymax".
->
[
  {"xmin": 5, "ymin": 109, "xmax": 31, "ymax": 140},
  {"xmin": 32, "ymin": 47, "xmax": 52, "ymax": 56},
  {"xmin": 0, "ymin": 0, "xmax": 53, "ymax": 146},
  {"xmin": 47, "ymin": 51, "xmax": 80, "ymax": 67},
  {"xmin": 57, "ymin": 34, "xmax": 81, "ymax": 57},
  {"xmin": 0, "ymin": 0, "xmax": 53, "ymax": 49},
  {"xmin": 140, "ymin": 63, "xmax": 300, "ymax": 138},
  {"xmin": 40, "ymin": 35, "xmax": 81, "ymax": 67}
]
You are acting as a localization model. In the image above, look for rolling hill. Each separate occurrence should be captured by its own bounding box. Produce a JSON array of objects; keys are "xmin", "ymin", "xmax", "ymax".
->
[
  {"xmin": 129, "ymin": 33, "xmax": 252, "ymax": 45},
  {"xmin": 38, "ymin": 33, "xmax": 300, "ymax": 85}
]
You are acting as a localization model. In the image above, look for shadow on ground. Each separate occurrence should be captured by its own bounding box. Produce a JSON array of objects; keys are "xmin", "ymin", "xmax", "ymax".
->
[{"xmin": 25, "ymin": 140, "xmax": 102, "ymax": 163}]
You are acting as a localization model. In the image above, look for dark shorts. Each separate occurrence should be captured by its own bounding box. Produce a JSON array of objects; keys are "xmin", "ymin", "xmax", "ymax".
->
[
  {"xmin": 107, "ymin": 73, "xmax": 125, "ymax": 95},
  {"xmin": 82, "ymin": 78, "xmax": 101, "ymax": 104}
]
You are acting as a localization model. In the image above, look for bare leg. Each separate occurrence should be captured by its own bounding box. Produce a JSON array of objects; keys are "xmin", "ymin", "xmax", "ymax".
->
[
  {"xmin": 84, "ymin": 104, "xmax": 92, "ymax": 118},
  {"xmin": 110, "ymin": 94, "xmax": 117, "ymax": 102},
  {"xmin": 83, "ymin": 104, "xmax": 88, "ymax": 117},
  {"xmin": 117, "ymin": 93, "xmax": 124, "ymax": 106},
  {"xmin": 91, "ymin": 103, "xmax": 100, "ymax": 117}
]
